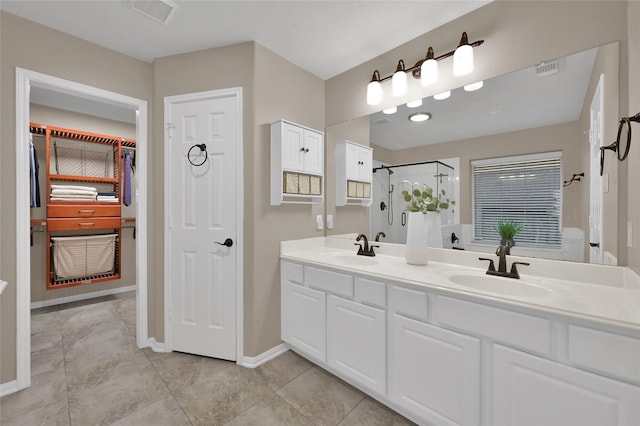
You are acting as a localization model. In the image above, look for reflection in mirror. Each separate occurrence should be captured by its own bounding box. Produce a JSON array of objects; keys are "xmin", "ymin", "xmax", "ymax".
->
[{"xmin": 368, "ymin": 42, "xmax": 620, "ymax": 264}]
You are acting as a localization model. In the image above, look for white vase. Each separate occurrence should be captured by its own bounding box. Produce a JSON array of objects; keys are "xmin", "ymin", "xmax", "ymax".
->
[
  {"xmin": 426, "ymin": 212, "xmax": 443, "ymax": 248},
  {"xmin": 405, "ymin": 212, "xmax": 428, "ymax": 265}
]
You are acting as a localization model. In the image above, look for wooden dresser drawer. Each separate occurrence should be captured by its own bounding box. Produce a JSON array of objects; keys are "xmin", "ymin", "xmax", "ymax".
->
[
  {"xmin": 47, "ymin": 217, "xmax": 121, "ymax": 231},
  {"xmin": 48, "ymin": 204, "xmax": 121, "ymax": 218}
]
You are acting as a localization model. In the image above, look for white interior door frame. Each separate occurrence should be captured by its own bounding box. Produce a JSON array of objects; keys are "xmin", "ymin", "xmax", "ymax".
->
[
  {"xmin": 14, "ymin": 68, "xmax": 149, "ymax": 392},
  {"xmin": 163, "ymin": 87, "xmax": 244, "ymax": 362}
]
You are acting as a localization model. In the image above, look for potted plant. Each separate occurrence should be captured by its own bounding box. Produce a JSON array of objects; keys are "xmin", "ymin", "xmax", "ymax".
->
[
  {"xmin": 401, "ymin": 181, "xmax": 455, "ymax": 264},
  {"xmin": 496, "ymin": 220, "xmax": 525, "ymax": 255}
]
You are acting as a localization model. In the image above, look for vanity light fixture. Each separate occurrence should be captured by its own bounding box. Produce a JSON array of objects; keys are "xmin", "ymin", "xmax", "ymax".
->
[
  {"xmin": 383, "ymin": 106, "xmax": 397, "ymax": 114},
  {"xmin": 453, "ymin": 32, "xmax": 474, "ymax": 76},
  {"xmin": 365, "ymin": 32, "xmax": 483, "ymax": 105},
  {"xmin": 407, "ymin": 99, "xmax": 423, "ymax": 108},
  {"xmin": 367, "ymin": 70, "xmax": 384, "ymax": 105},
  {"xmin": 392, "ymin": 60, "xmax": 408, "ymax": 97},
  {"xmin": 433, "ymin": 91, "xmax": 451, "ymax": 100},
  {"xmin": 409, "ymin": 112, "xmax": 432, "ymax": 122},
  {"xmin": 464, "ymin": 81, "xmax": 484, "ymax": 91}
]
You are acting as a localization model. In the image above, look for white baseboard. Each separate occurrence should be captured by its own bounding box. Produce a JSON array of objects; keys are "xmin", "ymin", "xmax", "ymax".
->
[
  {"xmin": 0, "ymin": 380, "xmax": 18, "ymax": 397},
  {"xmin": 241, "ymin": 343, "xmax": 289, "ymax": 368},
  {"xmin": 145, "ymin": 337, "xmax": 170, "ymax": 353},
  {"xmin": 30, "ymin": 285, "xmax": 136, "ymax": 309}
]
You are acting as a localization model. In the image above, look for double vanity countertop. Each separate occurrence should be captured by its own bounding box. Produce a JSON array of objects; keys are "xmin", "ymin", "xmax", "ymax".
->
[{"xmin": 281, "ymin": 235, "xmax": 640, "ymax": 332}]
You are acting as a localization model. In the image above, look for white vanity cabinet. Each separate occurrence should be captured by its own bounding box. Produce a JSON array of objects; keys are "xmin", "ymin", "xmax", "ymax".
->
[
  {"xmin": 327, "ymin": 294, "xmax": 386, "ymax": 397},
  {"xmin": 493, "ymin": 344, "xmax": 640, "ymax": 426},
  {"xmin": 388, "ymin": 287, "xmax": 481, "ymax": 426},
  {"xmin": 271, "ymin": 120, "xmax": 324, "ymax": 205},
  {"xmin": 335, "ymin": 140, "xmax": 373, "ymax": 206}
]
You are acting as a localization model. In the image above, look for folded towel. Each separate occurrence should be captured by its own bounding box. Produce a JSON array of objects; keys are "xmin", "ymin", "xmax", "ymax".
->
[
  {"xmin": 97, "ymin": 192, "xmax": 117, "ymax": 197},
  {"xmin": 50, "ymin": 194, "xmax": 97, "ymax": 200},
  {"xmin": 50, "ymin": 197, "xmax": 97, "ymax": 202},
  {"xmin": 51, "ymin": 189, "xmax": 98, "ymax": 196},
  {"xmin": 51, "ymin": 184, "xmax": 98, "ymax": 192},
  {"xmin": 97, "ymin": 197, "xmax": 119, "ymax": 202}
]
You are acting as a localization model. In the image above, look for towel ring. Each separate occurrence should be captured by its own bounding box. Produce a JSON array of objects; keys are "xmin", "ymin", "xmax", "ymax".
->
[
  {"xmin": 187, "ymin": 144, "xmax": 208, "ymax": 167},
  {"xmin": 600, "ymin": 112, "xmax": 640, "ymax": 175}
]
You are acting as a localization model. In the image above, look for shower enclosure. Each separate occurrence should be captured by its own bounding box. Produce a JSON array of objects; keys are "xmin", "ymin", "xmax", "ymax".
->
[{"xmin": 371, "ymin": 160, "xmax": 458, "ymax": 245}]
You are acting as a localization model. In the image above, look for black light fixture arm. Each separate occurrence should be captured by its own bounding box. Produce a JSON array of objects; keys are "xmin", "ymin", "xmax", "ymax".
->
[{"xmin": 370, "ymin": 34, "xmax": 484, "ymax": 83}]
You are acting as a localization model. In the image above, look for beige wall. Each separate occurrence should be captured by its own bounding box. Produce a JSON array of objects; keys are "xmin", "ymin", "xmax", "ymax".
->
[
  {"xmin": 627, "ymin": 1, "xmax": 640, "ymax": 274},
  {"xmin": 1, "ymin": 11, "xmax": 152, "ymax": 384},
  {"xmin": 250, "ymin": 43, "xmax": 325, "ymax": 355},
  {"xmin": 325, "ymin": 1, "xmax": 629, "ymax": 260},
  {"xmin": 29, "ymin": 105, "xmax": 137, "ymax": 304}
]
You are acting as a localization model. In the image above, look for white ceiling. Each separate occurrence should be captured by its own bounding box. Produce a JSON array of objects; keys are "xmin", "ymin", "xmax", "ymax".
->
[
  {"xmin": 0, "ymin": 0, "xmax": 491, "ymax": 80},
  {"xmin": 370, "ymin": 47, "xmax": 597, "ymax": 150}
]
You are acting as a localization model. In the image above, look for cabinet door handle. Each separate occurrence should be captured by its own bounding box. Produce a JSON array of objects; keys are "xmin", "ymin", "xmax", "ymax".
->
[
  {"xmin": 300, "ymin": 147, "xmax": 306, "ymax": 152},
  {"xmin": 305, "ymin": 148, "xmax": 309, "ymax": 153},
  {"xmin": 78, "ymin": 209, "xmax": 96, "ymax": 214},
  {"xmin": 78, "ymin": 222, "xmax": 96, "ymax": 227}
]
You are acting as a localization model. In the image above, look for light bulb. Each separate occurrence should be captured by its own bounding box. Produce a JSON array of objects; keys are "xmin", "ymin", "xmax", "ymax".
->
[
  {"xmin": 420, "ymin": 47, "xmax": 438, "ymax": 87},
  {"xmin": 464, "ymin": 81, "xmax": 484, "ymax": 91},
  {"xmin": 367, "ymin": 80, "xmax": 383, "ymax": 105},
  {"xmin": 433, "ymin": 91, "xmax": 451, "ymax": 100},
  {"xmin": 407, "ymin": 99, "xmax": 422, "ymax": 108},
  {"xmin": 392, "ymin": 60, "xmax": 407, "ymax": 97},
  {"xmin": 383, "ymin": 106, "xmax": 397, "ymax": 114},
  {"xmin": 453, "ymin": 32, "xmax": 474, "ymax": 76}
]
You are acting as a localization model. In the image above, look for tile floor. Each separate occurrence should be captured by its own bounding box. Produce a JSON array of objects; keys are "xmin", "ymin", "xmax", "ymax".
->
[{"xmin": 1, "ymin": 292, "xmax": 414, "ymax": 425}]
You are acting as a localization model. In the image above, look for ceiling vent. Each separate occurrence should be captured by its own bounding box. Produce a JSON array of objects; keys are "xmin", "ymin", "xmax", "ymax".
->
[
  {"xmin": 535, "ymin": 58, "xmax": 565, "ymax": 77},
  {"xmin": 128, "ymin": 0, "xmax": 177, "ymax": 25}
]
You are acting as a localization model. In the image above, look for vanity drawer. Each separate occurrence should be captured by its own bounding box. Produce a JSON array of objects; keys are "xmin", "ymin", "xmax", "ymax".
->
[
  {"xmin": 306, "ymin": 266, "xmax": 353, "ymax": 298},
  {"xmin": 355, "ymin": 277, "xmax": 386, "ymax": 308},
  {"xmin": 568, "ymin": 325, "xmax": 640, "ymax": 383},
  {"xmin": 47, "ymin": 217, "xmax": 121, "ymax": 231},
  {"xmin": 47, "ymin": 204, "xmax": 121, "ymax": 218},
  {"xmin": 389, "ymin": 285, "xmax": 428, "ymax": 322},
  {"xmin": 437, "ymin": 296, "xmax": 551, "ymax": 355},
  {"xmin": 282, "ymin": 261, "xmax": 304, "ymax": 285}
]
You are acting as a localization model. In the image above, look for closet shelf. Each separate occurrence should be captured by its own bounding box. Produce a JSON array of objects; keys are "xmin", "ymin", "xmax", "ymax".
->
[{"xmin": 49, "ymin": 174, "xmax": 119, "ymax": 184}]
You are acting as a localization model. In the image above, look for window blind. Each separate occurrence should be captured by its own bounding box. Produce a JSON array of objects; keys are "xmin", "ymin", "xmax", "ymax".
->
[{"xmin": 472, "ymin": 154, "xmax": 562, "ymax": 248}]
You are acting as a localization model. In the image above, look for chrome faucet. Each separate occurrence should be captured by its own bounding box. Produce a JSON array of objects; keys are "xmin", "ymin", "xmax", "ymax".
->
[
  {"xmin": 375, "ymin": 231, "xmax": 386, "ymax": 242},
  {"xmin": 479, "ymin": 245, "xmax": 529, "ymax": 279},
  {"xmin": 355, "ymin": 234, "xmax": 378, "ymax": 257}
]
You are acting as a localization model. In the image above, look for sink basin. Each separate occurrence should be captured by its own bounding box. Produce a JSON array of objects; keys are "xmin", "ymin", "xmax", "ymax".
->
[
  {"xmin": 442, "ymin": 270, "xmax": 555, "ymax": 299},
  {"xmin": 328, "ymin": 254, "xmax": 378, "ymax": 266}
]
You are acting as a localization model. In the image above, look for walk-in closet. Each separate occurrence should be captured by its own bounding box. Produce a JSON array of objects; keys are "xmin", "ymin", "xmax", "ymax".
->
[{"xmin": 29, "ymin": 100, "xmax": 137, "ymax": 308}]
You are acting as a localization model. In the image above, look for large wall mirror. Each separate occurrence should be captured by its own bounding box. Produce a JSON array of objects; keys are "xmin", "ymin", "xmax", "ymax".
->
[{"xmin": 328, "ymin": 41, "xmax": 622, "ymax": 266}]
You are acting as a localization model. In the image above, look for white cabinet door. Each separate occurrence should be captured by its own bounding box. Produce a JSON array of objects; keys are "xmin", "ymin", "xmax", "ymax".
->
[
  {"xmin": 389, "ymin": 313, "xmax": 480, "ymax": 426},
  {"xmin": 327, "ymin": 295, "xmax": 386, "ymax": 396},
  {"xmin": 345, "ymin": 143, "xmax": 372, "ymax": 181},
  {"xmin": 302, "ymin": 129, "xmax": 323, "ymax": 174},
  {"xmin": 283, "ymin": 281, "xmax": 326, "ymax": 363},
  {"xmin": 281, "ymin": 122, "xmax": 305, "ymax": 172},
  {"xmin": 493, "ymin": 345, "xmax": 640, "ymax": 426}
]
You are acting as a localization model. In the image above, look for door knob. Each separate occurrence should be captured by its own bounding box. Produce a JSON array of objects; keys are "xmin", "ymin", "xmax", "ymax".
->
[
  {"xmin": 215, "ymin": 238, "xmax": 233, "ymax": 247},
  {"xmin": 589, "ymin": 242, "xmax": 600, "ymax": 248}
]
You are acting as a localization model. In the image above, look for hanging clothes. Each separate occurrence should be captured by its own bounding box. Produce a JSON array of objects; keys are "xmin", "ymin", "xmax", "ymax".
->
[
  {"xmin": 123, "ymin": 151, "xmax": 132, "ymax": 206},
  {"xmin": 29, "ymin": 134, "xmax": 41, "ymax": 208}
]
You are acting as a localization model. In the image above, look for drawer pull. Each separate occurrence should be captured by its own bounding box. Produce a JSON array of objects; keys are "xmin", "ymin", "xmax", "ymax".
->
[
  {"xmin": 78, "ymin": 222, "xmax": 96, "ymax": 227},
  {"xmin": 78, "ymin": 209, "xmax": 96, "ymax": 214}
]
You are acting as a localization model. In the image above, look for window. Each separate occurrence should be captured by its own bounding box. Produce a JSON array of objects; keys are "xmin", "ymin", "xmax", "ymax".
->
[{"xmin": 472, "ymin": 152, "xmax": 562, "ymax": 248}]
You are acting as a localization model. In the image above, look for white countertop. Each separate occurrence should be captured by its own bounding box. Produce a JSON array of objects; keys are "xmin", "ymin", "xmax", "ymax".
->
[{"xmin": 281, "ymin": 236, "xmax": 640, "ymax": 331}]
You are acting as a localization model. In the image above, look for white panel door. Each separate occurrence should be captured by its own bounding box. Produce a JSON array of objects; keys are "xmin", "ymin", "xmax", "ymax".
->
[
  {"xmin": 281, "ymin": 123, "xmax": 304, "ymax": 172},
  {"xmin": 168, "ymin": 93, "xmax": 238, "ymax": 360},
  {"xmin": 589, "ymin": 74, "xmax": 604, "ymax": 263},
  {"xmin": 388, "ymin": 313, "xmax": 481, "ymax": 426},
  {"xmin": 327, "ymin": 295, "xmax": 386, "ymax": 396},
  {"xmin": 493, "ymin": 344, "xmax": 640, "ymax": 426}
]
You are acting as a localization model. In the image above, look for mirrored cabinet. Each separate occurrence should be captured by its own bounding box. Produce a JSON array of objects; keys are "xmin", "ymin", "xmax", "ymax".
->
[{"xmin": 335, "ymin": 140, "xmax": 372, "ymax": 206}]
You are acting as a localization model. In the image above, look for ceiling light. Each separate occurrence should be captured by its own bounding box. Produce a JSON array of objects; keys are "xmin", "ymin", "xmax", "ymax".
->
[
  {"xmin": 367, "ymin": 70, "xmax": 383, "ymax": 105},
  {"xmin": 464, "ymin": 81, "xmax": 484, "ymax": 91},
  {"xmin": 392, "ymin": 60, "xmax": 408, "ymax": 97},
  {"xmin": 409, "ymin": 112, "xmax": 432, "ymax": 122},
  {"xmin": 383, "ymin": 106, "xmax": 397, "ymax": 114},
  {"xmin": 453, "ymin": 32, "xmax": 474, "ymax": 76},
  {"xmin": 420, "ymin": 47, "xmax": 438, "ymax": 87},
  {"xmin": 407, "ymin": 99, "xmax": 422, "ymax": 108},
  {"xmin": 364, "ymin": 32, "xmax": 484, "ymax": 105},
  {"xmin": 433, "ymin": 91, "xmax": 451, "ymax": 100}
]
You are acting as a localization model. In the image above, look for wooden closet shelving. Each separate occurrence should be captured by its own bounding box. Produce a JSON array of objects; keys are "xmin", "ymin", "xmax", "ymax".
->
[{"xmin": 31, "ymin": 122, "xmax": 134, "ymax": 290}]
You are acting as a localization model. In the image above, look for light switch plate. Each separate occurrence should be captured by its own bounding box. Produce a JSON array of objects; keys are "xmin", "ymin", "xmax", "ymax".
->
[
  {"xmin": 316, "ymin": 214, "xmax": 324, "ymax": 231},
  {"xmin": 327, "ymin": 214, "xmax": 334, "ymax": 229}
]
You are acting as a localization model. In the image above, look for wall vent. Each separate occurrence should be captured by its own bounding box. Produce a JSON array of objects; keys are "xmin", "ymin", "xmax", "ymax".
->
[
  {"xmin": 128, "ymin": 0, "xmax": 177, "ymax": 25},
  {"xmin": 535, "ymin": 58, "xmax": 565, "ymax": 77}
]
